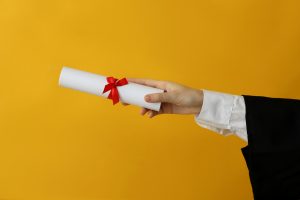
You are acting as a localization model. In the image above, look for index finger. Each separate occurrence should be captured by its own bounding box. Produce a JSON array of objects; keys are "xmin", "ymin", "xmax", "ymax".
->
[{"xmin": 128, "ymin": 78, "xmax": 167, "ymax": 90}]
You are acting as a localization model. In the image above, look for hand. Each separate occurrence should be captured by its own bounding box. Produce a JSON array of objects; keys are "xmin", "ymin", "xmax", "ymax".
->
[{"xmin": 125, "ymin": 78, "xmax": 204, "ymax": 118}]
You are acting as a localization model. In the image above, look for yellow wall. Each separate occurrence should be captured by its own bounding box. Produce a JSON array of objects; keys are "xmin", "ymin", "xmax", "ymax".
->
[{"xmin": 0, "ymin": 0, "xmax": 299, "ymax": 199}]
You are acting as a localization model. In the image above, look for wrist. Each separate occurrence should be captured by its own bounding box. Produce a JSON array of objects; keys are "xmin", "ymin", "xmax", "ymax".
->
[{"xmin": 192, "ymin": 89, "xmax": 204, "ymax": 115}]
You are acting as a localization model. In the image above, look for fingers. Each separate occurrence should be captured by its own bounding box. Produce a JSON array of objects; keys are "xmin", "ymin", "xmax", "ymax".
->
[
  {"xmin": 148, "ymin": 110, "xmax": 158, "ymax": 118},
  {"xmin": 140, "ymin": 108, "xmax": 159, "ymax": 118},
  {"xmin": 140, "ymin": 107, "xmax": 149, "ymax": 115},
  {"xmin": 145, "ymin": 92, "xmax": 175, "ymax": 103},
  {"xmin": 121, "ymin": 98, "xmax": 160, "ymax": 118},
  {"xmin": 128, "ymin": 78, "xmax": 168, "ymax": 90},
  {"xmin": 122, "ymin": 101, "xmax": 159, "ymax": 118}
]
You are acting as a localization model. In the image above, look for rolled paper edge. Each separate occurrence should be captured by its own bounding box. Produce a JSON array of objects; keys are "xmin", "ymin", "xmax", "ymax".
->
[{"xmin": 58, "ymin": 67, "xmax": 66, "ymax": 87}]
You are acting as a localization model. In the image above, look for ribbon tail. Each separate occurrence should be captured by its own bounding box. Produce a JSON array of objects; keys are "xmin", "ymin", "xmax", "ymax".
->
[{"xmin": 111, "ymin": 87, "xmax": 119, "ymax": 105}]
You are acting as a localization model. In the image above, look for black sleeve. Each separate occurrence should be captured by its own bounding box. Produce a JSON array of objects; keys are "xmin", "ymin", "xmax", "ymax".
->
[
  {"xmin": 241, "ymin": 95, "xmax": 300, "ymax": 199},
  {"xmin": 243, "ymin": 95, "xmax": 300, "ymax": 153}
]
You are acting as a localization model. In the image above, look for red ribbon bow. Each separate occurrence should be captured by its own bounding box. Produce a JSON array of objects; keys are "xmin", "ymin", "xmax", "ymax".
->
[{"xmin": 102, "ymin": 76, "xmax": 128, "ymax": 105}]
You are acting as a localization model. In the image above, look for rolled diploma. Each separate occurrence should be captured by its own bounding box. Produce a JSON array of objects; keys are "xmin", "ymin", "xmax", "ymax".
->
[{"xmin": 59, "ymin": 67, "xmax": 163, "ymax": 111}]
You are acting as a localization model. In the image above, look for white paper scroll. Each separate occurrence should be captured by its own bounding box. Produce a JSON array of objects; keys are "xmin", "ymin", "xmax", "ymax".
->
[{"xmin": 59, "ymin": 67, "xmax": 163, "ymax": 111}]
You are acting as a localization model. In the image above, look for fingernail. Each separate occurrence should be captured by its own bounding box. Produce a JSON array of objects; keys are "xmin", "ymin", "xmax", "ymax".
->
[{"xmin": 145, "ymin": 95, "xmax": 151, "ymax": 102}]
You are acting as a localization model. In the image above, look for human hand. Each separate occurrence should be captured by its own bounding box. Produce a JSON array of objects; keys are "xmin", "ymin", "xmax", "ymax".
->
[{"xmin": 125, "ymin": 78, "xmax": 203, "ymax": 118}]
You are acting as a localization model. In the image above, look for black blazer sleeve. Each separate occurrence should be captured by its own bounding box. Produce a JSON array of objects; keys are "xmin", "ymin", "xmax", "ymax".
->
[
  {"xmin": 243, "ymin": 95, "xmax": 300, "ymax": 153},
  {"xmin": 241, "ymin": 95, "xmax": 300, "ymax": 199}
]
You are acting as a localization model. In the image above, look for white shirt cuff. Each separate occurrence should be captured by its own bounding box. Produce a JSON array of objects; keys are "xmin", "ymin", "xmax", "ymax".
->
[{"xmin": 195, "ymin": 90, "xmax": 248, "ymax": 142}]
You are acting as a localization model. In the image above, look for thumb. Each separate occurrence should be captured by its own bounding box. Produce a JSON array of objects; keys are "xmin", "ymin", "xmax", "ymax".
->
[{"xmin": 145, "ymin": 92, "xmax": 175, "ymax": 103}]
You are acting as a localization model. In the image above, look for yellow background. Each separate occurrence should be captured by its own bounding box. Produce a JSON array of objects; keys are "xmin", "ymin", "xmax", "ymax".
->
[{"xmin": 0, "ymin": 0, "xmax": 299, "ymax": 199}]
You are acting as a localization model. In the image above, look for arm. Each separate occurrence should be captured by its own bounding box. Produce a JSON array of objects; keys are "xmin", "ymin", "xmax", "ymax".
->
[{"xmin": 127, "ymin": 78, "xmax": 247, "ymax": 141}]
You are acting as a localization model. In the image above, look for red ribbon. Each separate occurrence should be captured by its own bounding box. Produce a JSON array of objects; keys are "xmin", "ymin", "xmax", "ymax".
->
[{"xmin": 102, "ymin": 77, "xmax": 128, "ymax": 105}]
